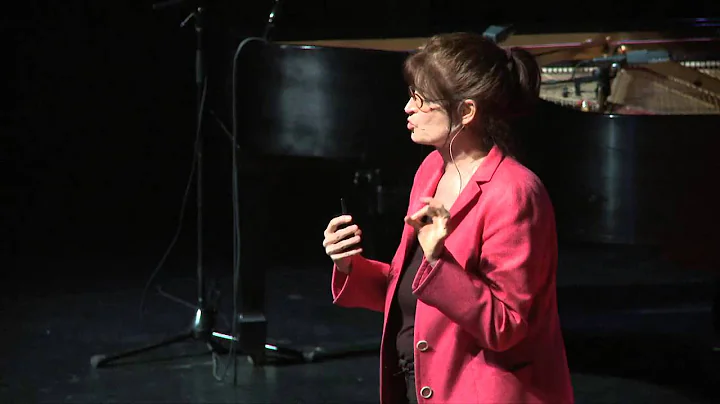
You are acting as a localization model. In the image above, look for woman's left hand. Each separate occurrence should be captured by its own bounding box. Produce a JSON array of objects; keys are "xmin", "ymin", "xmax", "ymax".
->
[{"xmin": 405, "ymin": 197, "xmax": 451, "ymax": 264}]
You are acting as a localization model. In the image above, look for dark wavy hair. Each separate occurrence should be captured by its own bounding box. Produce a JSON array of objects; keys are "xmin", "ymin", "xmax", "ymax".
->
[{"xmin": 403, "ymin": 32, "xmax": 541, "ymax": 156}]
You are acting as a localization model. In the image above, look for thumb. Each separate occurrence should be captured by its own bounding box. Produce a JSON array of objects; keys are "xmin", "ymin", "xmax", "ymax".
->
[{"xmin": 405, "ymin": 215, "xmax": 424, "ymax": 231}]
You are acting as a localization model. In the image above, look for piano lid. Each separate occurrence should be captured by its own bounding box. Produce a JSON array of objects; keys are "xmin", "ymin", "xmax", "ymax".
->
[
  {"xmin": 209, "ymin": 0, "xmax": 720, "ymax": 44},
  {"xmin": 261, "ymin": 0, "xmax": 720, "ymax": 42},
  {"xmin": 230, "ymin": 17, "xmax": 720, "ymax": 166},
  {"xmin": 275, "ymin": 19, "xmax": 720, "ymax": 116},
  {"xmin": 233, "ymin": 40, "xmax": 428, "ymax": 164}
]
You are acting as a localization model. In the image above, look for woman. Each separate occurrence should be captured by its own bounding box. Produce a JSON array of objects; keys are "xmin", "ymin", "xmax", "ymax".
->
[{"xmin": 322, "ymin": 32, "xmax": 574, "ymax": 403}]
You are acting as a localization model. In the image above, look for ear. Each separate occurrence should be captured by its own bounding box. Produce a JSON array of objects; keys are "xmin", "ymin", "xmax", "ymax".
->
[{"xmin": 459, "ymin": 99, "xmax": 477, "ymax": 126}]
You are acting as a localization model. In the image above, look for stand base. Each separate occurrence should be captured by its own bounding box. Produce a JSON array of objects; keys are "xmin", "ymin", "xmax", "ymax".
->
[
  {"xmin": 90, "ymin": 329, "xmax": 379, "ymax": 369},
  {"xmin": 91, "ymin": 330, "xmax": 211, "ymax": 368},
  {"xmin": 231, "ymin": 309, "xmax": 380, "ymax": 366},
  {"xmin": 85, "ymin": 295, "xmax": 286, "ymax": 369},
  {"xmin": 298, "ymin": 339, "xmax": 381, "ymax": 363},
  {"xmin": 91, "ymin": 290, "xmax": 380, "ymax": 370},
  {"xmin": 90, "ymin": 288, "xmax": 308, "ymax": 369},
  {"xmin": 222, "ymin": 335, "xmax": 381, "ymax": 366}
]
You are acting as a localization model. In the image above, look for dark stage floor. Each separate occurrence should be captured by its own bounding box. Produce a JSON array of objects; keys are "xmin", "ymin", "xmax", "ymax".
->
[{"xmin": 1, "ymin": 246, "xmax": 719, "ymax": 404}]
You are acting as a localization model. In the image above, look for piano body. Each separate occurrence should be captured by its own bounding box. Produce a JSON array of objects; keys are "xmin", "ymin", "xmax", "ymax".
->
[
  {"xmin": 251, "ymin": 22, "xmax": 720, "ymax": 259},
  {"xmin": 224, "ymin": 18, "xmax": 720, "ymax": 364}
]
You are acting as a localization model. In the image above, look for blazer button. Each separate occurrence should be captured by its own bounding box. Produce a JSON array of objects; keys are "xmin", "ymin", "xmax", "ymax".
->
[
  {"xmin": 420, "ymin": 386, "xmax": 433, "ymax": 399},
  {"xmin": 416, "ymin": 340, "xmax": 429, "ymax": 352}
]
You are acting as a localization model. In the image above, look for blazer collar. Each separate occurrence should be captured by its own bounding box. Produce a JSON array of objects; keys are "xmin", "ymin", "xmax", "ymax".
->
[
  {"xmin": 411, "ymin": 145, "xmax": 505, "ymax": 217},
  {"xmin": 398, "ymin": 146, "xmax": 505, "ymax": 270},
  {"xmin": 472, "ymin": 145, "xmax": 504, "ymax": 184}
]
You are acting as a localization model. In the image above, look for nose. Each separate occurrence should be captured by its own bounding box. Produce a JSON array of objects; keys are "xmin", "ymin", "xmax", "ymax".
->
[{"xmin": 404, "ymin": 98, "xmax": 416, "ymax": 114}]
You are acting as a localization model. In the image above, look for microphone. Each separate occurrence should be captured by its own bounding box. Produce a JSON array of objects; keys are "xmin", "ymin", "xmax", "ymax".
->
[
  {"xmin": 263, "ymin": 0, "xmax": 283, "ymax": 40},
  {"xmin": 591, "ymin": 49, "xmax": 671, "ymax": 65}
]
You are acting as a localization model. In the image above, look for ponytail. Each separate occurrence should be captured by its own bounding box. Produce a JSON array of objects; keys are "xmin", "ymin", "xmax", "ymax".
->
[{"xmin": 506, "ymin": 47, "xmax": 541, "ymax": 118}]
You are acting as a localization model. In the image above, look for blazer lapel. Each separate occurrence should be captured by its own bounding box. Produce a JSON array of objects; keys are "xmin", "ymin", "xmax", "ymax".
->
[
  {"xmin": 394, "ymin": 155, "xmax": 444, "ymax": 270},
  {"xmin": 395, "ymin": 146, "xmax": 505, "ymax": 271},
  {"xmin": 444, "ymin": 146, "xmax": 505, "ymax": 267},
  {"xmin": 448, "ymin": 145, "xmax": 504, "ymax": 221},
  {"xmin": 412, "ymin": 159, "xmax": 445, "ymax": 215}
]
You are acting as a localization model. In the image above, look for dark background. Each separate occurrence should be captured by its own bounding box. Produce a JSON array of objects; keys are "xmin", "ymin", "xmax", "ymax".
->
[
  {"xmin": 6, "ymin": 1, "xmax": 720, "ymax": 290},
  {"xmin": 3, "ymin": 5, "xmax": 720, "ymax": 403}
]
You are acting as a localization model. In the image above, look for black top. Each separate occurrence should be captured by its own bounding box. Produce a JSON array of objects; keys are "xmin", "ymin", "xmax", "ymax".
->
[{"xmin": 395, "ymin": 238, "xmax": 425, "ymax": 361}]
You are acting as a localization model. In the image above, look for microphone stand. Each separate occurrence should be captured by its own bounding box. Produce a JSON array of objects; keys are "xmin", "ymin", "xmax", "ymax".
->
[
  {"xmin": 90, "ymin": 0, "xmax": 234, "ymax": 370},
  {"xmin": 91, "ymin": 0, "xmax": 382, "ymax": 373}
]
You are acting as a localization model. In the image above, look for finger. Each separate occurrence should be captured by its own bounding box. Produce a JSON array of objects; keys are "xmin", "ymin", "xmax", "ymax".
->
[
  {"xmin": 332, "ymin": 225, "xmax": 360, "ymax": 246},
  {"xmin": 325, "ymin": 236, "xmax": 362, "ymax": 255},
  {"xmin": 325, "ymin": 215, "xmax": 353, "ymax": 234},
  {"xmin": 322, "ymin": 225, "xmax": 359, "ymax": 247},
  {"xmin": 437, "ymin": 213, "xmax": 450, "ymax": 225},
  {"xmin": 326, "ymin": 234, "xmax": 362, "ymax": 255},
  {"xmin": 330, "ymin": 247, "xmax": 363, "ymax": 261},
  {"xmin": 434, "ymin": 214, "xmax": 450, "ymax": 231},
  {"xmin": 404, "ymin": 215, "xmax": 424, "ymax": 231},
  {"xmin": 409, "ymin": 205, "xmax": 431, "ymax": 221},
  {"xmin": 429, "ymin": 205, "xmax": 451, "ymax": 219},
  {"xmin": 334, "ymin": 224, "xmax": 360, "ymax": 242}
]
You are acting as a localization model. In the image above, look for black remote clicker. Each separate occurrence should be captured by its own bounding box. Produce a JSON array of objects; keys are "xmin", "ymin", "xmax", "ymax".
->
[
  {"xmin": 337, "ymin": 198, "xmax": 360, "ymax": 250},
  {"xmin": 337, "ymin": 197, "xmax": 351, "ymax": 231}
]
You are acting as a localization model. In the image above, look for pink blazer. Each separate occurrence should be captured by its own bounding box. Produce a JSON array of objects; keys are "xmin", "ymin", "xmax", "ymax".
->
[{"xmin": 331, "ymin": 146, "xmax": 574, "ymax": 403}]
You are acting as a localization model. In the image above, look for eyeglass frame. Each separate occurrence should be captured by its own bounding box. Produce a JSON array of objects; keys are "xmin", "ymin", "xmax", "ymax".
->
[{"xmin": 408, "ymin": 86, "xmax": 453, "ymax": 111}]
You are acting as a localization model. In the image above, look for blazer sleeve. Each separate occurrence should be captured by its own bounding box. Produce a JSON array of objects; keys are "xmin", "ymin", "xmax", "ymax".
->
[
  {"xmin": 331, "ymin": 255, "xmax": 390, "ymax": 313},
  {"xmin": 411, "ymin": 180, "xmax": 554, "ymax": 352},
  {"xmin": 331, "ymin": 151, "xmax": 436, "ymax": 313}
]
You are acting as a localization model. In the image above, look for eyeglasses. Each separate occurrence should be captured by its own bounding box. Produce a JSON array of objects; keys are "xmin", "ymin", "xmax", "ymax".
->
[{"xmin": 408, "ymin": 86, "xmax": 444, "ymax": 111}]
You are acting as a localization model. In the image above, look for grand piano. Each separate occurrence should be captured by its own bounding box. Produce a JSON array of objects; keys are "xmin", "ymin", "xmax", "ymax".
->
[
  {"xmin": 222, "ymin": 14, "xmax": 720, "ymax": 363},
  {"xmin": 232, "ymin": 19, "xmax": 720, "ymax": 259}
]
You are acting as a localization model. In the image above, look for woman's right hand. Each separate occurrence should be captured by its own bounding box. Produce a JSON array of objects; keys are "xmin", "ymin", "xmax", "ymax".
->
[{"xmin": 322, "ymin": 215, "xmax": 363, "ymax": 274}]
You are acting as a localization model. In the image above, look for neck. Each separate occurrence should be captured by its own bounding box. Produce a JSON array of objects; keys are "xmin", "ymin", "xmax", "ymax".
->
[{"xmin": 437, "ymin": 131, "xmax": 489, "ymax": 173}]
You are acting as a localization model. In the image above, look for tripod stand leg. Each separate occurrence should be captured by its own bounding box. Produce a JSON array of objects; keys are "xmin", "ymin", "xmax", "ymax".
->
[
  {"xmin": 91, "ymin": 331, "xmax": 194, "ymax": 368},
  {"xmin": 713, "ymin": 276, "xmax": 720, "ymax": 352},
  {"xmin": 212, "ymin": 330, "xmax": 307, "ymax": 366},
  {"xmin": 301, "ymin": 338, "xmax": 381, "ymax": 363}
]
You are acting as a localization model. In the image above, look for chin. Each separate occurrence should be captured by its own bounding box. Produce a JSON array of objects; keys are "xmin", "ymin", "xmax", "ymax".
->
[
  {"xmin": 410, "ymin": 130, "xmax": 431, "ymax": 145},
  {"xmin": 410, "ymin": 130, "xmax": 441, "ymax": 147}
]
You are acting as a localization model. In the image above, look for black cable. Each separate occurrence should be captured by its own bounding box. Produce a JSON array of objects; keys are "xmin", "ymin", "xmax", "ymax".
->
[
  {"xmin": 211, "ymin": 36, "xmax": 267, "ymax": 383},
  {"xmin": 532, "ymin": 48, "xmax": 572, "ymax": 58},
  {"xmin": 139, "ymin": 78, "xmax": 208, "ymax": 319}
]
